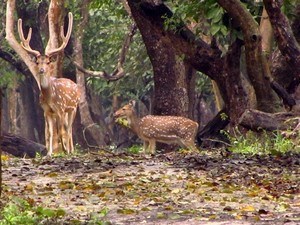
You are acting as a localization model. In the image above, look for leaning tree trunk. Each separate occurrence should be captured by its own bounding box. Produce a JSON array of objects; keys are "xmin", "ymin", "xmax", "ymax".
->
[
  {"xmin": 73, "ymin": 0, "xmax": 107, "ymax": 147},
  {"xmin": 264, "ymin": 0, "xmax": 300, "ymax": 109},
  {"xmin": 217, "ymin": 0, "xmax": 281, "ymax": 113}
]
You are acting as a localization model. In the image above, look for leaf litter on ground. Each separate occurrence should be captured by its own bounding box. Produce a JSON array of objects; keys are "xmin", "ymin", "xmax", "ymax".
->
[{"xmin": 1, "ymin": 149, "xmax": 299, "ymax": 225}]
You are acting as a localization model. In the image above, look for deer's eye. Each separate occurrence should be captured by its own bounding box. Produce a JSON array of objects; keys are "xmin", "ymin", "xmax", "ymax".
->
[{"xmin": 49, "ymin": 55, "xmax": 57, "ymax": 63}]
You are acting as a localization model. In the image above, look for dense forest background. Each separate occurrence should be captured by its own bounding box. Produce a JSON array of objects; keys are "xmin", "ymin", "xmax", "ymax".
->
[{"xmin": 0, "ymin": 0, "xmax": 299, "ymax": 152}]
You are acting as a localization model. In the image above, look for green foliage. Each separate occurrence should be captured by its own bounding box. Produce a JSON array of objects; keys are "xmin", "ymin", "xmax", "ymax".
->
[
  {"xmin": 282, "ymin": 0, "xmax": 299, "ymax": 19},
  {"xmin": 115, "ymin": 117, "xmax": 129, "ymax": 128},
  {"xmin": 0, "ymin": 197, "xmax": 66, "ymax": 225},
  {"xmin": 88, "ymin": 207, "xmax": 111, "ymax": 225},
  {"xmin": 0, "ymin": 64, "xmax": 23, "ymax": 89},
  {"xmin": 82, "ymin": 1, "xmax": 153, "ymax": 109},
  {"xmin": 127, "ymin": 145, "xmax": 142, "ymax": 154},
  {"xmin": 227, "ymin": 130, "xmax": 298, "ymax": 156},
  {"xmin": 0, "ymin": 197, "xmax": 112, "ymax": 225}
]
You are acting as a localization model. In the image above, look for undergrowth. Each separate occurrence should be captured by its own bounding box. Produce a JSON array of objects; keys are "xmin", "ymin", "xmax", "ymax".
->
[
  {"xmin": 0, "ymin": 197, "xmax": 111, "ymax": 225},
  {"xmin": 227, "ymin": 130, "xmax": 300, "ymax": 156}
]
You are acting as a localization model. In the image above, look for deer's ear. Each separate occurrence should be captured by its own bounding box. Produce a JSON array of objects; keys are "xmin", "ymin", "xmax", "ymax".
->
[{"xmin": 129, "ymin": 100, "xmax": 136, "ymax": 107}]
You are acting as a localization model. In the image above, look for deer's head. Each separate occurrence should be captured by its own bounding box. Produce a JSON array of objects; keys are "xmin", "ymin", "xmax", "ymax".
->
[
  {"xmin": 17, "ymin": 13, "xmax": 73, "ymax": 80},
  {"xmin": 113, "ymin": 100, "xmax": 136, "ymax": 120}
]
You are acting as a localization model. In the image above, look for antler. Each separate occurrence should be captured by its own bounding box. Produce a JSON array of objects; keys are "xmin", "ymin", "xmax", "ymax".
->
[
  {"xmin": 46, "ymin": 12, "xmax": 73, "ymax": 57},
  {"xmin": 17, "ymin": 18, "xmax": 41, "ymax": 56}
]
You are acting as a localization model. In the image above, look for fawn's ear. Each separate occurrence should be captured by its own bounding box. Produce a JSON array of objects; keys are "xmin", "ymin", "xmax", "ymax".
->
[{"xmin": 129, "ymin": 100, "xmax": 136, "ymax": 108}]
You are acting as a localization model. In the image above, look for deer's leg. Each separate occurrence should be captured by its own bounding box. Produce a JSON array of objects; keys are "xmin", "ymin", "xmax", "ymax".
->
[
  {"xmin": 44, "ymin": 114, "xmax": 50, "ymax": 151},
  {"xmin": 148, "ymin": 140, "xmax": 156, "ymax": 154},
  {"xmin": 143, "ymin": 140, "xmax": 150, "ymax": 154},
  {"xmin": 64, "ymin": 110, "xmax": 76, "ymax": 153},
  {"xmin": 66, "ymin": 109, "xmax": 76, "ymax": 154},
  {"xmin": 181, "ymin": 139, "xmax": 198, "ymax": 152},
  {"xmin": 46, "ymin": 115, "xmax": 54, "ymax": 156},
  {"xmin": 59, "ymin": 115, "xmax": 69, "ymax": 154},
  {"xmin": 52, "ymin": 117, "xmax": 59, "ymax": 153}
]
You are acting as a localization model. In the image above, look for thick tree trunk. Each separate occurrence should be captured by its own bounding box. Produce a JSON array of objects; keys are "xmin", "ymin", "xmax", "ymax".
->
[
  {"xmin": 260, "ymin": 7, "xmax": 274, "ymax": 56},
  {"xmin": 264, "ymin": 0, "xmax": 300, "ymax": 77},
  {"xmin": 266, "ymin": 1, "xmax": 300, "ymax": 111},
  {"xmin": 218, "ymin": 0, "xmax": 281, "ymax": 113},
  {"xmin": 128, "ymin": 0, "xmax": 196, "ymax": 119}
]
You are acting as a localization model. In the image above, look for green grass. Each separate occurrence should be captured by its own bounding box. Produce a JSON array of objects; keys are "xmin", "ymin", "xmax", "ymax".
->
[
  {"xmin": 127, "ymin": 145, "xmax": 143, "ymax": 154},
  {"xmin": 227, "ymin": 130, "xmax": 300, "ymax": 156},
  {"xmin": 0, "ymin": 197, "xmax": 111, "ymax": 225},
  {"xmin": 0, "ymin": 197, "xmax": 65, "ymax": 225}
]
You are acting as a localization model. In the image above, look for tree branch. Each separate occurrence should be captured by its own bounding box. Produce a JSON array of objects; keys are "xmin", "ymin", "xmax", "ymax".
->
[
  {"xmin": 263, "ymin": 0, "xmax": 300, "ymax": 76},
  {"xmin": 127, "ymin": 0, "xmax": 223, "ymax": 79},
  {"xmin": 73, "ymin": 23, "xmax": 137, "ymax": 81},
  {"xmin": 0, "ymin": 49, "xmax": 32, "ymax": 77},
  {"xmin": 5, "ymin": 0, "xmax": 40, "ymax": 89}
]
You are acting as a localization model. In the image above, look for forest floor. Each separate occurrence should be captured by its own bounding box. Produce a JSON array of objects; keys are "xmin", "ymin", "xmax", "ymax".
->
[{"xmin": 1, "ymin": 149, "xmax": 300, "ymax": 225}]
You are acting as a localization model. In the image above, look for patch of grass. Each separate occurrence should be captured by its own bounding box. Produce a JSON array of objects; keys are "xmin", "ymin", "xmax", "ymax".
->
[
  {"xmin": 0, "ymin": 198, "xmax": 112, "ymax": 225},
  {"xmin": 127, "ymin": 145, "xmax": 143, "ymax": 154},
  {"xmin": 227, "ymin": 130, "xmax": 299, "ymax": 156},
  {"xmin": 0, "ymin": 197, "xmax": 65, "ymax": 225}
]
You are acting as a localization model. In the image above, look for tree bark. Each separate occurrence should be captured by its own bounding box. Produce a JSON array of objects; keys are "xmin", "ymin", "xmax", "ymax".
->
[
  {"xmin": 127, "ymin": 0, "xmax": 197, "ymax": 118},
  {"xmin": 5, "ymin": 0, "xmax": 40, "ymax": 88},
  {"xmin": 0, "ymin": 132, "xmax": 47, "ymax": 158},
  {"xmin": 73, "ymin": 0, "xmax": 107, "ymax": 147},
  {"xmin": 218, "ymin": 0, "xmax": 280, "ymax": 113},
  {"xmin": 239, "ymin": 109, "xmax": 298, "ymax": 131},
  {"xmin": 197, "ymin": 109, "xmax": 230, "ymax": 147},
  {"xmin": 264, "ymin": 0, "xmax": 300, "ymax": 77},
  {"xmin": 259, "ymin": 6, "xmax": 274, "ymax": 56}
]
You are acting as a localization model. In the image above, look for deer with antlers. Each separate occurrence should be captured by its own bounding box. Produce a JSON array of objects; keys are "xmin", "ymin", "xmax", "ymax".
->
[
  {"xmin": 114, "ymin": 100, "xmax": 199, "ymax": 154},
  {"xmin": 17, "ymin": 13, "xmax": 80, "ymax": 156}
]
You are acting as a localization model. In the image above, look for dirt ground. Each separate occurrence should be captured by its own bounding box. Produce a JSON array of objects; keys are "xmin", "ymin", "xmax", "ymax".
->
[{"xmin": 1, "ymin": 149, "xmax": 300, "ymax": 224}]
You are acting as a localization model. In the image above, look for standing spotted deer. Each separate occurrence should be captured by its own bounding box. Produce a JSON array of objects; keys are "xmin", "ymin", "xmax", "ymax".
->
[
  {"xmin": 18, "ymin": 13, "xmax": 80, "ymax": 156},
  {"xmin": 114, "ymin": 100, "xmax": 199, "ymax": 154}
]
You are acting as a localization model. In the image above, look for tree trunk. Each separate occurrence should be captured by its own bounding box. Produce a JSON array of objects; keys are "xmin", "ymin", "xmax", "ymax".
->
[
  {"xmin": 74, "ymin": 0, "xmax": 106, "ymax": 147},
  {"xmin": 259, "ymin": 6, "xmax": 274, "ymax": 56},
  {"xmin": 218, "ymin": 0, "xmax": 281, "ymax": 113},
  {"xmin": 127, "ymin": 0, "xmax": 196, "ymax": 119}
]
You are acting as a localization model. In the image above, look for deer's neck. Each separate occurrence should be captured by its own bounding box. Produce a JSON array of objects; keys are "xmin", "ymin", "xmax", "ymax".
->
[
  {"xmin": 40, "ymin": 75, "xmax": 53, "ymax": 99},
  {"xmin": 127, "ymin": 112, "xmax": 141, "ymax": 135}
]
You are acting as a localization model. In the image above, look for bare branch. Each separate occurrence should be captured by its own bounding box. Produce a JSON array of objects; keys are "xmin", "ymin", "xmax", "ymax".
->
[{"xmin": 73, "ymin": 23, "xmax": 137, "ymax": 81}]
